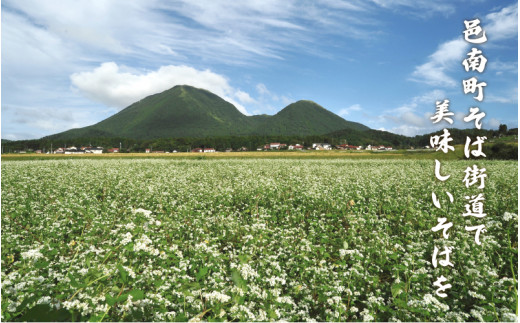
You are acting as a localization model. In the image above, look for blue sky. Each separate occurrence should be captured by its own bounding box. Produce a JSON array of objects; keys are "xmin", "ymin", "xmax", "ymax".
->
[{"xmin": 2, "ymin": 0, "xmax": 518, "ymax": 140}]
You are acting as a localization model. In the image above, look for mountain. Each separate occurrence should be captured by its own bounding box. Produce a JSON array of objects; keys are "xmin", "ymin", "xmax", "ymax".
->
[
  {"xmin": 252, "ymin": 100, "xmax": 368, "ymax": 136},
  {"xmin": 45, "ymin": 85, "xmax": 369, "ymax": 140}
]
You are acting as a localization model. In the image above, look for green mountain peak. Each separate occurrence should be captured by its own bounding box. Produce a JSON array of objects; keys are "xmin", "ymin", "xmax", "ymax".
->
[{"xmin": 45, "ymin": 86, "xmax": 370, "ymax": 140}]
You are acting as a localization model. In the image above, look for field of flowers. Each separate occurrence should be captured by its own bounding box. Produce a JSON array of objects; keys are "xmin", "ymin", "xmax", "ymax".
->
[{"xmin": 1, "ymin": 159, "xmax": 517, "ymax": 321}]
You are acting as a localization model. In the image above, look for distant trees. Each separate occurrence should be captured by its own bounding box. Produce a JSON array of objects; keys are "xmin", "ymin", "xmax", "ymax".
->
[
  {"xmin": 2, "ymin": 125, "xmax": 517, "ymax": 156},
  {"xmin": 499, "ymin": 124, "xmax": 508, "ymax": 135}
]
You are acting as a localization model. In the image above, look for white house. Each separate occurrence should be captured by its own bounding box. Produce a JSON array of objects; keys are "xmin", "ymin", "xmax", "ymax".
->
[
  {"xmin": 85, "ymin": 147, "xmax": 103, "ymax": 154},
  {"xmin": 312, "ymin": 143, "xmax": 331, "ymax": 150},
  {"xmin": 204, "ymin": 148, "xmax": 216, "ymax": 153},
  {"xmin": 288, "ymin": 144, "xmax": 304, "ymax": 150},
  {"xmin": 65, "ymin": 147, "xmax": 85, "ymax": 154}
]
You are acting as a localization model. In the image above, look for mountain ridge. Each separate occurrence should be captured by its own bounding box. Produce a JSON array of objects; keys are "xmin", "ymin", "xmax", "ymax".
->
[{"xmin": 45, "ymin": 85, "xmax": 370, "ymax": 140}]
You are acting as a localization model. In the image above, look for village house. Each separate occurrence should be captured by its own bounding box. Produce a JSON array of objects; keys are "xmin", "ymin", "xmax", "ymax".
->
[
  {"xmin": 203, "ymin": 148, "xmax": 216, "ymax": 153},
  {"xmin": 107, "ymin": 148, "xmax": 119, "ymax": 153},
  {"xmin": 312, "ymin": 143, "xmax": 332, "ymax": 150},
  {"xmin": 268, "ymin": 143, "xmax": 287, "ymax": 150},
  {"xmin": 288, "ymin": 144, "xmax": 304, "ymax": 150},
  {"xmin": 191, "ymin": 148, "xmax": 203, "ymax": 153},
  {"xmin": 84, "ymin": 147, "xmax": 103, "ymax": 154},
  {"xmin": 64, "ymin": 147, "xmax": 85, "ymax": 154},
  {"xmin": 336, "ymin": 144, "xmax": 362, "ymax": 150}
]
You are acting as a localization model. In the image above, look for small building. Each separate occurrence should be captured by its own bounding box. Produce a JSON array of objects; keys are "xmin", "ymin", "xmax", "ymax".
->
[
  {"xmin": 270, "ymin": 143, "xmax": 281, "ymax": 149},
  {"xmin": 313, "ymin": 143, "xmax": 331, "ymax": 150},
  {"xmin": 288, "ymin": 144, "xmax": 304, "ymax": 150},
  {"xmin": 238, "ymin": 147, "xmax": 248, "ymax": 151},
  {"xmin": 145, "ymin": 148, "xmax": 151, "ymax": 153},
  {"xmin": 54, "ymin": 148, "xmax": 65, "ymax": 154},
  {"xmin": 35, "ymin": 150, "xmax": 43, "ymax": 154},
  {"xmin": 85, "ymin": 147, "xmax": 103, "ymax": 154},
  {"xmin": 204, "ymin": 148, "xmax": 216, "ymax": 153},
  {"xmin": 191, "ymin": 148, "xmax": 203, "ymax": 153},
  {"xmin": 65, "ymin": 147, "xmax": 85, "ymax": 154},
  {"xmin": 108, "ymin": 148, "xmax": 119, "ymax": 153}
]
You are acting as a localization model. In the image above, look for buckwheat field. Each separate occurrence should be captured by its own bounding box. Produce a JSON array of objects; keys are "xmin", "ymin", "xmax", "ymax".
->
[{"xmin": 1, "ymin": 159, "xmax": 517, "ymax": 321}]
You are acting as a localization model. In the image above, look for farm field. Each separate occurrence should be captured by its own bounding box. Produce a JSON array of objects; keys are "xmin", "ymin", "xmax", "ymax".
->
[
  {"xmin": 0, "ymin": 148, "xmax": 469, "ymax": 161},
  {"xmin": 1, "ymin": 159, "xmax": 518, "ymax": 321}
]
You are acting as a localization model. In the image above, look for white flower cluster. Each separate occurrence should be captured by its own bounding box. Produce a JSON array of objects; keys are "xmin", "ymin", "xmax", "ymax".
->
[
  {"xmin": 2, "ymin": 158, "xmax": 517, "ymax": 321},
  {"xmin": 134, "ymin": 234, "xmax": 159, "ymax": 255},
  {"xmin": 21, "ymin": 248, "xmax": 44, "ymax": 261},
  {"xmin": 132, "ymin": 208, "xmax": 153, "ymax": 218},
  {"xmin": 238, "ymin": 263, "xmax": 259, "ymax": 281},
  {"xmin": 265, "ymin": 275, "xmax": 286, "ymax": 287},
  {"xmin": 203, "ymin": 291, "xmax": 231, "ymax": 304},
  {"xmin": 120, "ymin": 232, "xmax": 133, "ymax": 245},
  {"xmin": 503, "ymin": 212, "xmax": 516, "ymax": 221},
  {"xmin": 339, "ymin": 249, "xmax": 356, "ymax": 257}
]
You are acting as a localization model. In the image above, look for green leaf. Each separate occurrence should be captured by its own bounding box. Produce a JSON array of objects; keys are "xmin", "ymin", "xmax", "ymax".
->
[
  {"xmin": 130, "ymin": 289, "xmax": 144, "ymax": 301},
  {"xmin": 116, "ymin": 293, "xmax": 129, "ymax": 303},
  {"xmin": 391, "ymin": 282, "xmax": 405, "ymax": 298},
  {"xmin": 117, "ymin": 264, "xmax": 128, "ymax": 283},
  {"xmin": 68, "ymin": 273, "xmax": 81, "ymax": 288},
  {"xmin": 394, "ymin": 298, "xmax": 408, "ymax": 309},
  {"xmin": 89, "ymin": 314, "xmax": 104, "ymax": 322},
  {"xmin": 124, "ymin": 242, "xmax": 134, "ymax": 252},
  {"xmin": 34, "ymin": 261, "xmax": 49, "ymax": 269},
  {"xmin": 20, "ymin": 304, "xmax": 71, "ymax": 322},
  {"xmin": 196, "ymin": 266, "xmax": 209, "ymax": 281},
  {"xmin": 231, "ymin": 269, "xmax": 247, "ymax": 292},
  {"xmin": 105, "ymin": 293, "xmax": 117, "ymax": 306}
]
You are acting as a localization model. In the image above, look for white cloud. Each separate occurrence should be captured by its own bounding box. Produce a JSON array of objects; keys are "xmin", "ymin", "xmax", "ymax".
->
[
  {"xmin": 2, "ymin": 104, "xmax": 112, "ymax": 140},
  {"xmin": 488, "ymin": 60, "xmax": 518, "ymax": 75},
  {"xmin": 256, "ymin": 83, "xmax": 271, "ymax": 96},
  {"xmin": 409, "ymin": 38, "xmax": 468, "ymax": 87},
  {"xmin": 235, "ymin": 90, "xmax": 257, "ymax": 104},
  {"xmin": 409, "ymin": 3, "xmax": 518, "ymax": 88},
  {"xmin": 369, "ymin": 0, "xmax": 456, "ymax": 17},
  {"xmin": 484, "ymin": 3, "xmax": 518, "ymax": 42},
  {"xmin": 486, "ymin": 90, "xmax": 518, "ymax": 104},
  {"xmin": 252, "ymin": 83, "xmax": 293, "ymax": 114},
  {"xmin": 70, "ymin": 62, "xmax": 252, "ymax": 115},
  {"xmin": 380, "ymin": 90, "xmax": 449, "ymax": 135},
  {"xmin": 338, "ymin": 104, "xmax": 362, "ymax": 117},
  {"xmin": 392, "ymin": 90, "xmax": 447, "ymax": 113}
]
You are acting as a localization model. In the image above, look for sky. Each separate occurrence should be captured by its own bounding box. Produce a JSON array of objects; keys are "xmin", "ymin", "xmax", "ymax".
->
[{"xmin": 2, "ymin": 0, "xmax": 518, "ymax": 140}]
